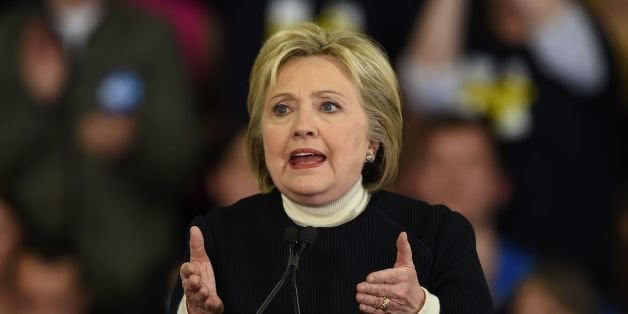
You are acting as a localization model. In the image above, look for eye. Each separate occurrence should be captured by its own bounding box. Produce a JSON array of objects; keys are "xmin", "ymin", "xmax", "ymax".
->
[
  {"xmin": 320, "ymin": 101, "xmax": 339, "ymax": 113},
  {"xmin": 272, "ymin": 103, "xmax": 291, "ymax": 116}
]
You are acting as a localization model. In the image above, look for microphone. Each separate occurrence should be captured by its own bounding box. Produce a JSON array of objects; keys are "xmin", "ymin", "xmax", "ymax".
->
[
  {"xmin": 284, "ymin": 226, "xmax": 299, "ymax": 257},
  {"xmin": 291, "ymin": 227, "xmax": 317, "ymax": 314},
  {"xmin": 256, "ymin": 226, "xmax": 316, "ymax": 314}
]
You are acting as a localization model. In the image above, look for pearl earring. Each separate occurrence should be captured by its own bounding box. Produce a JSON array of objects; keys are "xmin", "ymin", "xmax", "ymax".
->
[{"xmin": 365, "ymin": 152, "xmax": 375, "ymax": 163}]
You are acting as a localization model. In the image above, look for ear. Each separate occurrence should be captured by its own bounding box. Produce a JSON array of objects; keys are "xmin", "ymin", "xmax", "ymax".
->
[{"xmin": 368, "ymin": 140, "xmax": 380, "ymax": 156}]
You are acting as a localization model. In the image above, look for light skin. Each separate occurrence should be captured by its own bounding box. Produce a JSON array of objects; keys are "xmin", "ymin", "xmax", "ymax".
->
[
  {"xmin": 206, "ymin": 129, "xmax": 260, "ymax": 207},
  {"xmin": 180, "ymin": 227, "xmax": 222, "ymax": 314},
  {"xmin": 15, "ymin": 253, "xmax": 88, "ymax": 314},
  {"xmin": 77, "ymin": 112, "xmax": 136, "ymax": 160},
  {"xmin": 510, "ymin": 278, "xmax": 575, "ymax": 314},
  {"xmin": 409, "ymin": 126, "xmax": 506, "ymax": 226},
  {"xmin": 180, "ymin": 56, "xmax": 424, "ymax": 313},
  {"xmin": 356, "ymin": 232, "xmax": 425, "ymax": 313},
  {"xmin": 262, "ymin": 55, "xmax": 377, "ymax": 206},
  {"xmin": 19, "ymin": 17, "xmax": 67, "ymax": 105}
]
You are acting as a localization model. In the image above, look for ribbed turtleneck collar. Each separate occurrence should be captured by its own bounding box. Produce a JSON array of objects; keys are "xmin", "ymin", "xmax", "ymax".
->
[{"xmin": 282, "ymin": 177, "xmax": 370, "ymax": 227}]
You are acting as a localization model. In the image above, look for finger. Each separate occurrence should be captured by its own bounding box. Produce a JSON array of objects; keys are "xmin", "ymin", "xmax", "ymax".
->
[
  {"xmin": 189, "ymin": 285, "xmax": 210, "ymax": 305},
  {"xmin": 358, "ymin": 302, "xmax": 386, "ymax": 314},
  {"xmin": 183, "ymin": 274, "xmax": 203, "ymax": 295},
  {"xmin": 356, "ymin": 293, "xmax": 391, "ymax": 311},
  {"xmin": 356, "ymin": 282, "xmax": 397, "ymax": 299},
  {"xmin": 365, "ymin": 268, "xmax": 405, "ymax": 284},
  {"xmin": 205, "ymin": 296, "xmax": 225, "ymax": 313},
  {"xmin": 180, "ymin": 262, "xmax": 198, "ymax": 279},
  {"xmin": 394, "ymin": 232, "xmax": 414, "ymax": 268},
  {"xmin": 188, "ymin": 227, "xmax": 218, "ymax": 293},
  {"xmin": 187, "ymin": 274, "xmax": 203, "ymax": 290},
  {"xmin": 189, "ymin": 226, "xmax": 209, "ymax": 263}
]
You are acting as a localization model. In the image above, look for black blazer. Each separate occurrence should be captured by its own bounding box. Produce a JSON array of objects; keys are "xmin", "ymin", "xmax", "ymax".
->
[{"xmin": 170, "ymin": 190, "xmax": 493, "ymax": 313}]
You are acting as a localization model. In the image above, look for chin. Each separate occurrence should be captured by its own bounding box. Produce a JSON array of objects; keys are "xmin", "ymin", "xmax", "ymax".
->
[
  {"xmin": 283, "ymin": 182, "xmax": 334, "ymax": 204},
  {"xmin": 291, "ymin": 182, "xmax": 329, "ymax": 196}
]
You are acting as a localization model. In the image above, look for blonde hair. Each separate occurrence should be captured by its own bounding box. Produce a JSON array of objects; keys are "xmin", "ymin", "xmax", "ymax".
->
[{"xmin": 246, "ymin": 23, "xmax": 403, "ymax": 193}]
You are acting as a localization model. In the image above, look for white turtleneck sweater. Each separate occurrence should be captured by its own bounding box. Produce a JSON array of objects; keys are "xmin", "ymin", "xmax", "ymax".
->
[
  {"xmin": 178, "ymin": 177, "xmax": 440, "ymax": 313},
  {"xmin": 282, "ymin": 176, "xmax": 371, "ymax": 227}
]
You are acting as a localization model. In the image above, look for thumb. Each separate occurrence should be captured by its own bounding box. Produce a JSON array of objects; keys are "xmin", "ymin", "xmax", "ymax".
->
[
  {"xmin": 189, "ymin": 226, "xmax": 209, "ymax": 263},
  {"xmin": 394, "ymin": 232, "xmax": 414, "ymax": 268}
]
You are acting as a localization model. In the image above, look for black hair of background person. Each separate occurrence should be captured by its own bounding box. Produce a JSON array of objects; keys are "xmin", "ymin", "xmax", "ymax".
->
[
  {"xmin": 206, "ymin": 0, "xmax": 425, "ymax": 127},
  {"xmin": 463, "ymin": 0, "xmax": 628, "ymax": 299}
]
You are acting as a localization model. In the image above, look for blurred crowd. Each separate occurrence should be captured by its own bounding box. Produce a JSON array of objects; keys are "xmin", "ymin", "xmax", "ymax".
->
[{"xmin": 0, "ymin": 0, "xmax": 626, "ymax": 313}]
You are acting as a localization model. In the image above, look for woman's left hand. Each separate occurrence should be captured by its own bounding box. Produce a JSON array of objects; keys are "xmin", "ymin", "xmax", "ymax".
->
[{"xmin": 356, "ymin": 232, "xmax": 425, "ymax": 313}]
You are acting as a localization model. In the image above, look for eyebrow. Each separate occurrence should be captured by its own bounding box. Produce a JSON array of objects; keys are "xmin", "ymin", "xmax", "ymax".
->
[
  {"xmin": 268, "ymin": 90, "xmax": 347, "ymax": 103},
  {"xmin": 313, "ymin": 90, "xmax": 346, "ymax": 98}
]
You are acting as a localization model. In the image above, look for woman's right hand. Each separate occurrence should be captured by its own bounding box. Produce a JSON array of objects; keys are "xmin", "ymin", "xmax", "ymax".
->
[{"xmin": 180, "ymin": 226, "xmax": 224, "ymax": 314}]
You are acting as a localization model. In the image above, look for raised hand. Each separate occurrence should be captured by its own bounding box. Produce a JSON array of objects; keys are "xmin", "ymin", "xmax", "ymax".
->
[
  {"xmin": 180, "ymin": 226, "xmax": 224, "ymax": 314},
  {"xmin": 356, "ymin": 232, "xmax": 425, "ymax": 313}
]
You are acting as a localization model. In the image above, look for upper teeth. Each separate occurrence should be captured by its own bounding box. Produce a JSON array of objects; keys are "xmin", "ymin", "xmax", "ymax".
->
[{"xmin": 294, "ymin": 152, "xmax": 314, "ymax": 157}]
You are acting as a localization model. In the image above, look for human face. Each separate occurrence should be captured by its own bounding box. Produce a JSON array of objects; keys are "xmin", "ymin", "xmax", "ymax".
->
[
  {"xmin": 16, "ymin": 254, "xmax": 87, "ymax": 314},
  {"xmin": 411, "ymin": 126, "xmax": 506, "ymax": 224},
  {"xmin": 262, "ymin": 56, "xmax": 375, "ymax": 206}
]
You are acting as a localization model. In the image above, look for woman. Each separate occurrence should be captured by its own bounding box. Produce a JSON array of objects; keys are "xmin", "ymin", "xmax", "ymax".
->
[{"xmin": 170, "ymin": 23, "xmax": 492, "ymax": 314}]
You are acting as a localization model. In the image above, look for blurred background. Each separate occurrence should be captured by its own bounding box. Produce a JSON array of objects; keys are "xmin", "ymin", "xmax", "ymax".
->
[{"xmin": 0, "ymin": 0, "xmax": 626, "ymax": 313}]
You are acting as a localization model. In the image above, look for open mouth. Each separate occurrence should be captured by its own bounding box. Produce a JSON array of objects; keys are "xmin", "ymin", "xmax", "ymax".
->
[{"xmin": 289, "ymin": 149, "xmax": 327, "ymax": 167}]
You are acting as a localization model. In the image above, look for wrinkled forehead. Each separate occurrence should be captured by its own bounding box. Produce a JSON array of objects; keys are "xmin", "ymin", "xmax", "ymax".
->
[{"xmin": 264, "ymin": 54, "xmax": 361, "ymax": 103}]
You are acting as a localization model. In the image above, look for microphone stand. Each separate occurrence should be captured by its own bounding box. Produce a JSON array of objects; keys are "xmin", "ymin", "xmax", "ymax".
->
[
  {"xmin": 256, "ymin": 227, "xmax": 298, "ymax": 314},
  {"xmin": 291, "ymin": 227, "xmax": 317, "ymax": 314},
  {"xmin": 291, "ymin": 242, "xmax": 305, "ymax": 314},
  {"xmin": 256, "ymin": 226, "xmax": 316, "ymax": 314},
  {"xmin": 255, "ymin": 250, "xmax": 298, "ymax": 314}
]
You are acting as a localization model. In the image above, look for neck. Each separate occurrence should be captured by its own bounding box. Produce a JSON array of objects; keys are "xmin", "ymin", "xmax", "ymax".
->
[{"xmin": 282, "ymin": 177, "xmax": 370, "ymax": 227}]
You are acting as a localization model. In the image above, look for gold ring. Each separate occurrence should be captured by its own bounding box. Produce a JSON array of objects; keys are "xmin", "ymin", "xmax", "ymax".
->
[{"xmin": 379, "ymin": 296, "xmax": 391, "ymax": 311}]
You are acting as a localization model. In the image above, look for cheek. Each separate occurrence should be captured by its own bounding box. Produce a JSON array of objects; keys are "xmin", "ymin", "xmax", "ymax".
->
[
  {"xmin": 339, "ymin": 120, "xmax": 369, "ymax": 148},
  {"xmin": 262, "ymin": 127, "xmax": 286, "ymax": 164},
  {"xmin": 332, "ymin": 133, "xmax": 369, "ymax": 167}
]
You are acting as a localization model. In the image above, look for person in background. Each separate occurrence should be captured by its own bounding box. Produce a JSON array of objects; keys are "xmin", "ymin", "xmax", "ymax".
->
[
  {"xmin": 395, "ymin": 116, "xmax": 535, "ymax": 308},
  {"xmin": 170, "ymin": 23, "xmax": 492, "ymax": 314},
  {"xmin": 125, "ymin": 0, "xmax": 227, "ymax": 175},
  {"xmin": 506, "ymin": 260, "xmax": 599, "ymax": 314},
  {"xmin": 0, "ymin": 0, "xmax": 201, "ymax": 312},
  {"xmin": 398, "ymin": 0, "xmax": 627, "ymax": 295},
  {"xmin": 205, "ymin": 127, "xmax": 260, "ymax": 208},
  {"xmin": 14, "ymin": 240, "xmax": 91, "ymax": 314},
  {"xmin": 0, "ymin": 196, "xmax": 22, "ymax": 314}
]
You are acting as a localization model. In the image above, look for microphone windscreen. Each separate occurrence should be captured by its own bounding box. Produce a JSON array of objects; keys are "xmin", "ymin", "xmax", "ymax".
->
[
  {"xmin": 299, "ymin": 227, "xmax": 317, "ymax": 247},
  {"xmin": 283, "ymin": 226, "xmax": 299, "ymax": 243}
]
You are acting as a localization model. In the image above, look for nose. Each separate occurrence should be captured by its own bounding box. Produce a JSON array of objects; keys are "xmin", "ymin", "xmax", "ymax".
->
[{"xmin": 292, "ymin": 109, "xmax": 317, "ymax": 139}]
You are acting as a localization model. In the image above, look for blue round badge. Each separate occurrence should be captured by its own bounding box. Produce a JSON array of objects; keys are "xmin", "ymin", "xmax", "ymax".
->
[{"xmin": 97, "ymin": 69, "xmax": 145, "ymax": 114}]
